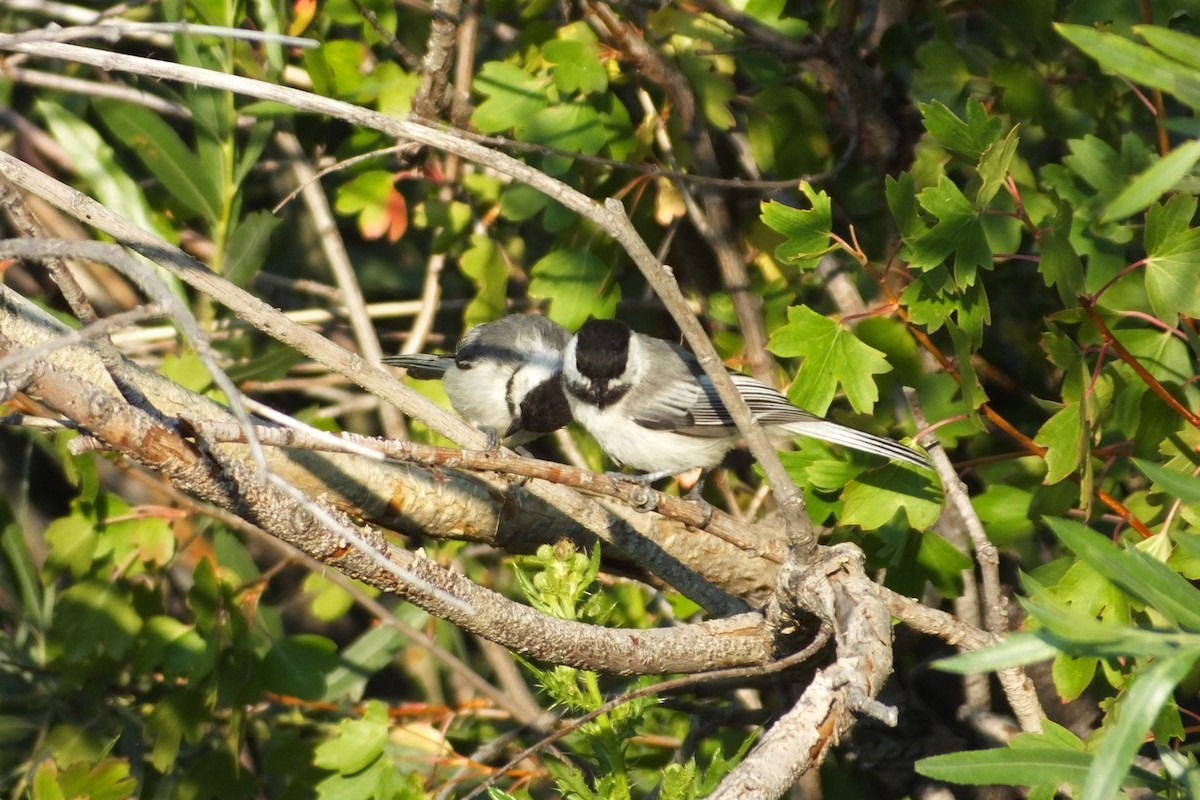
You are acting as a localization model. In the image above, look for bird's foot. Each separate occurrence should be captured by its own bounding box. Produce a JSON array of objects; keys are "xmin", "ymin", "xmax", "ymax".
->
[
  {"xmin": 481, "ymin": 427, "xmax": 501, "ymax": 451},
  {"xmin": 603, "ymin": 471, "xmax": 662, "ymax": 512}
]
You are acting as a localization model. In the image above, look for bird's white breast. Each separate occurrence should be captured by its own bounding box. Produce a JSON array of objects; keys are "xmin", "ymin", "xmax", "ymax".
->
[{"xmin": 566, "ymin": 395, "xmax": 734, "ymax": 474}]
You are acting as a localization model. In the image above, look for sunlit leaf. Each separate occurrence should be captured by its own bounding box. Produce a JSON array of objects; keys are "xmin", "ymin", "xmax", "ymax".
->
[{"xmin": 769, "ymin": 305, "xmax": 892, "ymax": 415}]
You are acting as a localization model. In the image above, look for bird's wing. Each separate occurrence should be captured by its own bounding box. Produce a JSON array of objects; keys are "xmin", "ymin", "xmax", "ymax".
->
[
  {"xmin": 666, "ymin": 364, "xmax": 927, "ymax": 467},
  {"xmin": 455, "ymin": 322, "xmax": 535, "ymax": 369},
  {"xmin": 381, "ymin": 354, "xmax": 453, "ymax": 380},
  {"xmin": 717, "ymin": 373, "xmax": 929, "ymax": 468},
  {"xmin": 625, "ymin": 340, "xmax": 733, "ymax": 439}
]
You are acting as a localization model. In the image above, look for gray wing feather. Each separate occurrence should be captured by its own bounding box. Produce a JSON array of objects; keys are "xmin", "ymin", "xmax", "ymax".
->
[{"xmin": 631, "ymin": 338, "xmax": 930, "ymax": 468}]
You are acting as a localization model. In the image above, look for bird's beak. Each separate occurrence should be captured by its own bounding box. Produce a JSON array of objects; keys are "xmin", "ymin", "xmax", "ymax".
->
[{"xmin": 503, "ymin": 419, "xmax": 523, "ymax": 439}]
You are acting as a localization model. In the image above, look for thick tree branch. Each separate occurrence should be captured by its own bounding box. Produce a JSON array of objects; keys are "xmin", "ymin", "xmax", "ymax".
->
[
  {"xmin": 0, "ymin": 35, "xmax": 818, "ymax": 560},
  {"xmin": 0, "ymin": 308, "xmax": 777, "ymax": 674}
]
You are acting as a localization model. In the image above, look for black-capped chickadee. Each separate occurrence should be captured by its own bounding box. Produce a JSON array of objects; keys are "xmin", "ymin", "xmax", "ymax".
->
[
  {"xmin": 384, "ymin": 315, "xmax": 572, "ymax": 447},
  {"xmin": 561, "ymin": 318, "xmax": 930, "ymax": 481}
]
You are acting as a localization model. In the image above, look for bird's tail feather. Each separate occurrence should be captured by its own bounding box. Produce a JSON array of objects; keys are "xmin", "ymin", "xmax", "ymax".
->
[
  {"xmin": 381, "ymin": 354, "xmax": 453, "ymax": 381},
  {"xmin": 780, "ymin": 419, "xmax": 931, "ymax": 469}
]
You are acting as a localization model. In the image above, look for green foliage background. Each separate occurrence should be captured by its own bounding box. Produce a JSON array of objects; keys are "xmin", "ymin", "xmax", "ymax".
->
[{"xmin": 3, "ymin": 0, "xmax": 1200, "ymax": 797}]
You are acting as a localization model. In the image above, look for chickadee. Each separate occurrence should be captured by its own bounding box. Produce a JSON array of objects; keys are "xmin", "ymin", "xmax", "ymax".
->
[
  {"xmin": 561, "ymin": 318, "xmax": 930, "ymax": 481},
  {"xmin": 384, "ymin": 315, "xmax": 572, "ymax": 447}
]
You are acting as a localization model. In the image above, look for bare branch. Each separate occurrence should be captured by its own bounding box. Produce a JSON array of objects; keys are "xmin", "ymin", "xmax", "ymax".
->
[
  {"xmin": 0, "ymin": 302, "xmax": 778, "ymax": 674},
  {"xmin": 711, "ymin": 546, "xmax": 895, "ymax": 798}
]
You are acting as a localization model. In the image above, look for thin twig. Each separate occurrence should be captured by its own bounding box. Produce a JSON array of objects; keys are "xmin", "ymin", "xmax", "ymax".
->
[{"xmin": 274, "ymin": 130, "xmax": 406, "ymax": 439}]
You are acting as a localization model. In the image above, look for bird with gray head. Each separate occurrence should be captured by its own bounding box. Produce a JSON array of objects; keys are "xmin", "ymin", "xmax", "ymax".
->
[
  {"xmin": 561, "ymin": 318, "xmax": 931, "ymax": 483},
  {"xmin": 384, "ymin": 315, "xmax": 572, "ymax": 448}
]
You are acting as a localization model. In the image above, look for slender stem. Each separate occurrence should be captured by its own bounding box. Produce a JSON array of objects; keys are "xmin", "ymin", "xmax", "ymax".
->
[{"xmin": 1082, "ymin": 298, "xmax": 1200, "ymax": 430}]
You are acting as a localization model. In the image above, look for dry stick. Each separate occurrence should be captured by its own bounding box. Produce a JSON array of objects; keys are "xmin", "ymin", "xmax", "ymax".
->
[
  {"xmin": 3, "ymin": 283, "xmax": 771, "ymax": 675},
  {"xmin": 412, "ymin": 0, "xmax": 461, "ymax": 121},
  {"xmin": 2, "ymin": 65, "xmax": 193, "ymax": 118},
  {"xmin": 162, "ymin": 481, "xmax": 542, "ymax": 727},
  {"xmin": 825, "ymin": 251, "xmax": 984, "ymax": 714},
  {"xmin": 0, "ymin": 175, "xmax": 138, "ymax": 394},
  {"xmin": 399, "ymin": 0, "xmax": 462, "ymax": 360},
  {"xmin": 908, "ymin": 389, "xmax": 991, "ymax": 712},
  {"xmin": 908, "ymin": 395, "xmax": 1044, "ymax": 732},
  {"xmin": 460, "ymin": 623, "xmax": 835, "ymax": 800},
  {"xmin": 709, "ymin": 546, "xmax": 895, "ymax": 799},
  {"xmin": 585, "ymin": 0, "xmax": 777, "ymax": 387},
  {"xmin": 0, "ymin": 301, "xmax": 166, "ymax": 374},
  {"xmin": 273, "ymin": 129, "xmax": 405, "ymax": 439},
  {"xmin": 874, "ymin": 585, "xmax": 995, "ymax": 649},
  {"xmin": 820, "ymin": 254, "xmax": 1042, "ymax": 729},
  {"xmin": 908, "ymin": 391, "xmax": 1007, "ymax": 637},
  {"xmin": 109, "ymin": 299, "xmax": 432, "ymax": 349},
  {"xmin": 184, "ymin": 419, "xmax": 784, "ymax": 563},
  {"xmin": 0, "ymin": 176, "xmax": 746, "ymax": 616},
  {"xmin": 0, "ymin": 236, "xmax": 270, "ymax": 474},
  {"xmin": 5, "ymin": 313, "xmax": 768, "ymax": 673},
  {"xmin": 0, "ymin": 41, "xmax": 772, "ymax": 610}
]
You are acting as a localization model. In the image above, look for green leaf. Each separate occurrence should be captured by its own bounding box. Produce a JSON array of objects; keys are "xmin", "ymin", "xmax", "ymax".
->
[
  {"xmin": 946, "ymin": 323, "xmax": 988, "ymax": 412},
  {"xmin": 1034, "ymin": 404, "xmax": 1085, "ymax": 484},
  {"xmin": 760, "ymin": 188, "xmax": 835, "ymax": 269},
  {"xmin": 459, "ymin": 235, "xmax": 509, "ymax": 327},
  {"xmin": 43, "ymin": 514, "xmax": 97, "ymax": 578},
  {"xmin": 768, "ymin": 305, "xmax": 892, "ymax": 415},
  {"xmin": 472, "ymin": 62, "xmax": 550, "ymax": 133},
  {"xmin": 910, "ymin": 177, "xmax": 993, "ymax": 286},
  {"xmin": 32, "ymin": 762, "xmax": 67, "ymax": 800},
  {"xmin": 678, "ymin": 52, "xmax": 736, "ymax": 129},
  {"xmin": 1133, "ymin": 458, "xmax": 1200, "ymax": 505},
  {"xmin": 1144, "ymin": 221, "xmax": 1200, "ymax": 322},
  {"xmin": 92, "ymin": 98, "xmax": 221, "ymax": 221},
  {"xmin": 1053, "ymin": 652, "xmax": 1100, "ymax": 701},
  {"xmin": 934, "ymin": 632, "xmax": 1060, "ymax": 673},
  {"xmin": 1082, "ymin": 650, "xmax": 1200, "ymax": 800},
  {"xmin": 529, "ymin": 248, "xmax": 619, "ymax": 330},
  {"xmin": 1103, "ymin": 139, "xmax": 1200, "ymax": 221},
  {"xmin": 323, "ymin": 623, "xmax": 408, "ymax": 702},
  {"xmin": 977, "ymin": 126, "xmax": 1020, "ymax": 207},
  {"xmin": 523, "ymin": 100, "xmax": 607, "ymax": 173},
  {"xmin": 49, "ymin": 759, "xmax": 138, "ymax": 800},
  {"xmin": 135, "ymin": 615, "xmax": 210, "ymax": 679},
  {"xmin": 917, "ymin": 746, "xmax": 1167, "ymax": 792},
  {"xmin": 262, "ymin": 634, "xmax": 338, "ymax": 701},
  {"xmin": 1144, "ymin": 191, "xmax": 1195, "ymax": 254},
  {"xmin": 1135, "ymin": 24, "xmax": 1200, "ymax": 71},
  {"xmin": 920, "ymin": 98, "xmax": 1006, "ymax": 161},
  {"xmin": 544, "ymin": 39, "xmax": 607, "ymax": 95},
  {"xmin": 498, "ymin": 182, "xmax": 549, "ymax": 221},
  {"xmin": 36, "ymin": 100, "xmax": 170, "ymax": 243},
  {"xmin": 972, "ymin": 485, "xmax": 1035, "ymax": 545},
  {"xmin": 1039, "ymin": 224, "xmax": 1086, "ymax": 306},
  {"xmin": 840, "ymin": 467, "xmax": 943, "ymax": 531},
  {"xmin": 302, "ymin": 572, "xmax": 355, "ymax": 622},
  {"xmin": 334, "ymin": 170, "xmax": 396, "ymax": 235},
  {"xmin": 147, "ymin": 690, "xmax": 207, "ymax": 772},
  {"xmin": 224, "ymin": 211, "xmax": 281, "ymax": 287},
  {"xmin": 314, "ymin": 700, "xmax": 389, "ymax": 774},
  {"xmin": 1056, "ymin": 24, "xmax": 1200, "ymax": 109},
  {"xmin": 1046, "ymin": 517, "xmax": 1200, "ymax": 630},
  {"xmin": 53, "ymin": 579, "xmax": 143, "ymax": 663}
]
